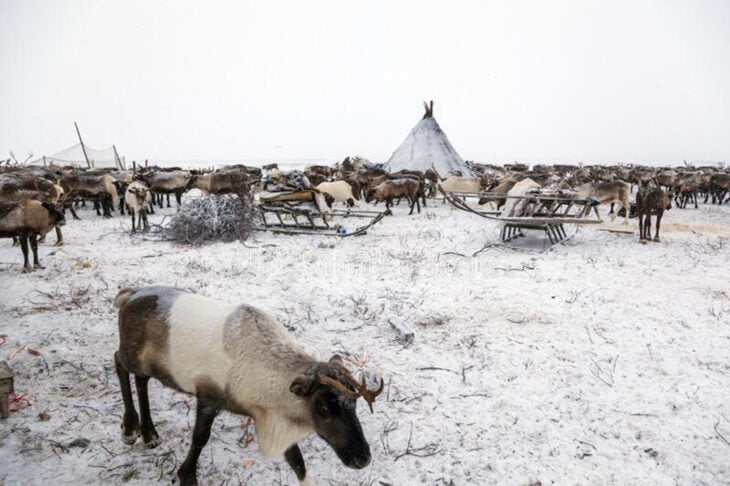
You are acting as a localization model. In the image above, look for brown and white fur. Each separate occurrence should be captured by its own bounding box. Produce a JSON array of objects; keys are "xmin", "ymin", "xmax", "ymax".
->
[
  {"xmin": 0, "ymin": 176, "xmax": 65, "ymax": 245},
  {"xmin": 113, "ymin": 287, "xmax": 378, "ymax": 486},
  {"xmin": 316, "ymin": 181, "xmax": 360, "ymax": 208},
  {"xmin": 577, "ymin": 180, "xmax": 631, "ymax": 224},
  {"xmin": 140, "ymin": 170, "xmax": 192, "ymax": 207},
  {"xmin": 124, "ymin": 181, "xmax": 152, "ymax": 233},
  {"xmin": 0, "ymin": 199, "xmax": 66, "ymax": 272}
]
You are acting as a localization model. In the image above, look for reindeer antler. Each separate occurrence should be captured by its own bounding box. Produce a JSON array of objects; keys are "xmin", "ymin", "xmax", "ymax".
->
[{"xmin": 317, "ymin": 366, "xmax": 384, "ymax": 413}]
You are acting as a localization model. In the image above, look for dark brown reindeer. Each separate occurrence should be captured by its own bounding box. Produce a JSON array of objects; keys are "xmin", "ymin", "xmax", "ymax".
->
[
  {"xmin": 365, "ymin": 178, "xmax": 421, "ymax": 214},
  {"xmin": 139, "ymin": 169, "xmax": 192, "ymax": 208},
  {"xmin": 0, "ymin": 175, "xmax": 66, "ymax": 245},
  {"xmin": 0, "ymin": 200, "xmax": 66, "ymax": 272},
  {"xmin": 187, "ymin": 168, "xmax": 253, "ymax": 196},
  {"xmin": 60, "ymin": 172, "xmax": 119, "ymax": 219},
  {"xmin": 636, "ymin": 183, "xmax": 672, "ymax": 243}
]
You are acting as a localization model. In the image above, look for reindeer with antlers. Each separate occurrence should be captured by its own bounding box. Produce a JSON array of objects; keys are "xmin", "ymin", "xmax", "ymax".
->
[{"xmin": 113, "ymin": 287, "xmax": 383, "ymax": 486}]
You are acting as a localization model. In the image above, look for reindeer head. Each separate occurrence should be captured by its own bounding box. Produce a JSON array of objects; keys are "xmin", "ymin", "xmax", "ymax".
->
[{"xmin": 289, "ymin": 355, "xmax": 383, "ymax": 469}]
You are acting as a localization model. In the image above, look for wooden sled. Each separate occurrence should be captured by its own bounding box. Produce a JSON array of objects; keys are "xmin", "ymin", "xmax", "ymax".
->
[
  {"xmin": 256, "ymin": 189, "xmax": 389, "ymax": 237},
  {"xmin": 440, "ymin": 185, "xmax": 603, "ymax": 245}
]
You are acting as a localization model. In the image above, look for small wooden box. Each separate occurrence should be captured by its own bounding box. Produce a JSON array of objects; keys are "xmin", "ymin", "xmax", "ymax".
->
[{"xmin": 0, "ymin": 360, "xmax": 14, "ymax": 419}]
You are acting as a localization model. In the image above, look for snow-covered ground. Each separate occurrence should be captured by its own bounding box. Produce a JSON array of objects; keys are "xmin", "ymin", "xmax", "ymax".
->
[{"xmin": 1, "ymin": 196, "xmax": 729, "ymax": 485}]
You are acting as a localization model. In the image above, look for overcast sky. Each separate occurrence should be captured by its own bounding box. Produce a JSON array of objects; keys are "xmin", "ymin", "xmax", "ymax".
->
[{"xmin": 2, "ymin": 0, "xmax": 729, "ymax": 165}]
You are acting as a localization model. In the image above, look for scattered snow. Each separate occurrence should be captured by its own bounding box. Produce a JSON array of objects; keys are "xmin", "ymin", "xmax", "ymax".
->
[{"xmin": 1, "ymin": 196, "xmax": 729, "ymax": 485}]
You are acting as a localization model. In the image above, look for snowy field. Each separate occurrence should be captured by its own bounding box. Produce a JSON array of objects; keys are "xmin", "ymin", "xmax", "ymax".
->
[{"xmin": 1, "ymin": 196, "xmax": 729, "ymax": 486}]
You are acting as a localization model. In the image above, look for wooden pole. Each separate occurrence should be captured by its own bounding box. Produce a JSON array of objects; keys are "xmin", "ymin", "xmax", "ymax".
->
[
  {"xmin": 113, "ymin": 144, "xmax": 123, "ymax": 170},
  {"xmin": 422, "ymin": 100, "xmax": 434, "ymax": 119},
  {"xmin": 74, "ymin": 122, "xmax": 92, "ymax": 169}
]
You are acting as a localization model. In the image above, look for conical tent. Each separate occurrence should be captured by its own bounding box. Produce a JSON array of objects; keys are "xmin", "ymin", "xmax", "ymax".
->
[{"xmin": 385, "ymin": 101, "xmax": 471, "ymax": 177}]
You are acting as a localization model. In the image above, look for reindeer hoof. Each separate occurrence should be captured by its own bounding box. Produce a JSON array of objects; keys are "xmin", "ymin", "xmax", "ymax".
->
[
  {"xmin": 22, "ymin": 266, "xmax": 33, "ymax": 273},
  {"xmin": 121, "ymin": 423, "xmax": 140, "ymax": 445},
  {"xmin": 121, "ymin": 430, "xmax": 139, "ymax": 445},
  {"xmin": 653, "ymin": 237, "xmax": 661, "ymax": 242},
  {"xmin": 54, "ymin": 241, "xmax": 64, "ymax": 247},
  {"xmin": 122, "ymin": 433, "xmax": 138, "ymax": 445},
  {"xmin": 639, "ymin": 239, "xmax": 648, "ymax": 244},
  {"xmin": 34, "ymin": 264, "xmax": 45, "ymax": 270},
  {"xmin": 144, "ymin": 436, "xmax": 161, "ymax": 449}
]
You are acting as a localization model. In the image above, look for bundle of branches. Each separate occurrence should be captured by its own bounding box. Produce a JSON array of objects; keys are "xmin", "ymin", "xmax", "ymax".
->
[{"xmin": 164, "ymin": 195, "xmax": 258, "ymax": 245}]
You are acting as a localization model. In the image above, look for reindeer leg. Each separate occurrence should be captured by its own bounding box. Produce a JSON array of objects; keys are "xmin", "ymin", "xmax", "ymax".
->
[
  {"xmin": 130, "ymin": 208, "xmax": 136, "ymax": 233},
  {"xmin": 142, "ymin": 210, "xmax": 150, "ymax": 232},
  {"xmin": 177, "ymin": 398, "xmax": 219, "ymax": 486},
  {"xmin": 114, "ymin": 351, "xmax": 140, "ymax": 444},
  {"xmin": 68, "ymin": 203, "xmax": 81, "ymax": 220},
  {"xmin": 104, "ymin": 196, "xmax": 114, "ymax": 218},
  {"xmin": 645, "ymin": 215, "xmax": 652, "ymax": 242},
  {"xmin": 30, "ymin": 234, "xmax": 43, "ymax": 269},
  {"xmin": 19, "ymin": 234, "xmax": 33, "ymax": 272},
  {"xmin": 638, "ymin": 213, "xmax": 646, "ymax": 243},
  {"xmin": 653, "ymin": 211, "xmax": 663, "ymax": 242},
  {"xmin": 54, "ymin": 226, "xmax": 64, "ymax": 246},
  {"xmin": 134, "ymin": 375, "xmax": 160, "ymax": 447},
  {"xmin": 285, "ymin": 444, "xmax": 313, "ymax": 486}
]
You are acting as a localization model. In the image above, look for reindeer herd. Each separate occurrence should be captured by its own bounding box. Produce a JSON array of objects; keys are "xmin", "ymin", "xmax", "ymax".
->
[
  {"xmin": 2, "ymin": 157, "xmax": 729, "ymax": 484},
  {"xmin": 0, "ymin": 157, "xmax": 729, "ymax": 272}
]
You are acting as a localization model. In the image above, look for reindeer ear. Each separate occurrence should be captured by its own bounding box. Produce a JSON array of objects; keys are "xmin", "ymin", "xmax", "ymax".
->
[
  {"xmin": 289, "ymin": 375, "xmax": 315, "ymax": 397},
  {"xmin": 329, "ymin": 354, "xmax": 343, "ymax": 364}
]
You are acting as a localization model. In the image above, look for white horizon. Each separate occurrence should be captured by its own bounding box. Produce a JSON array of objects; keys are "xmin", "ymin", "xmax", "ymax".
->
[{"xmin": 2, "ymin": 1, "xmax": 729, "ymax": 166}]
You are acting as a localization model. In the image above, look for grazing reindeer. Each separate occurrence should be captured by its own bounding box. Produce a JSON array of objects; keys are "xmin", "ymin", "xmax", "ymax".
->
[
  {"xmin": 577, "ymin": 181, "xmax": 631, "ymax": 224},
  {"xmin": 113, "ymin": 287, "xmax": 383, "ymax": 486},
  {"xmin": 636, "ymin": 184, "xmax": 672, "ymax": 243},
  {"xmin": 365, "ymin": 178, "xmax": 421, "ymax": 214}
]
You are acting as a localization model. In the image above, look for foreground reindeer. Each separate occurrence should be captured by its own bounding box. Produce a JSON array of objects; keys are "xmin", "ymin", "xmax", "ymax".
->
[
  {"xmin": 114, "ymin": 287, "xmax": 383, "ymax": 486},
  {"xmin": 636, "ymin": 185, "xmax": 672, "ymax": 243}
]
